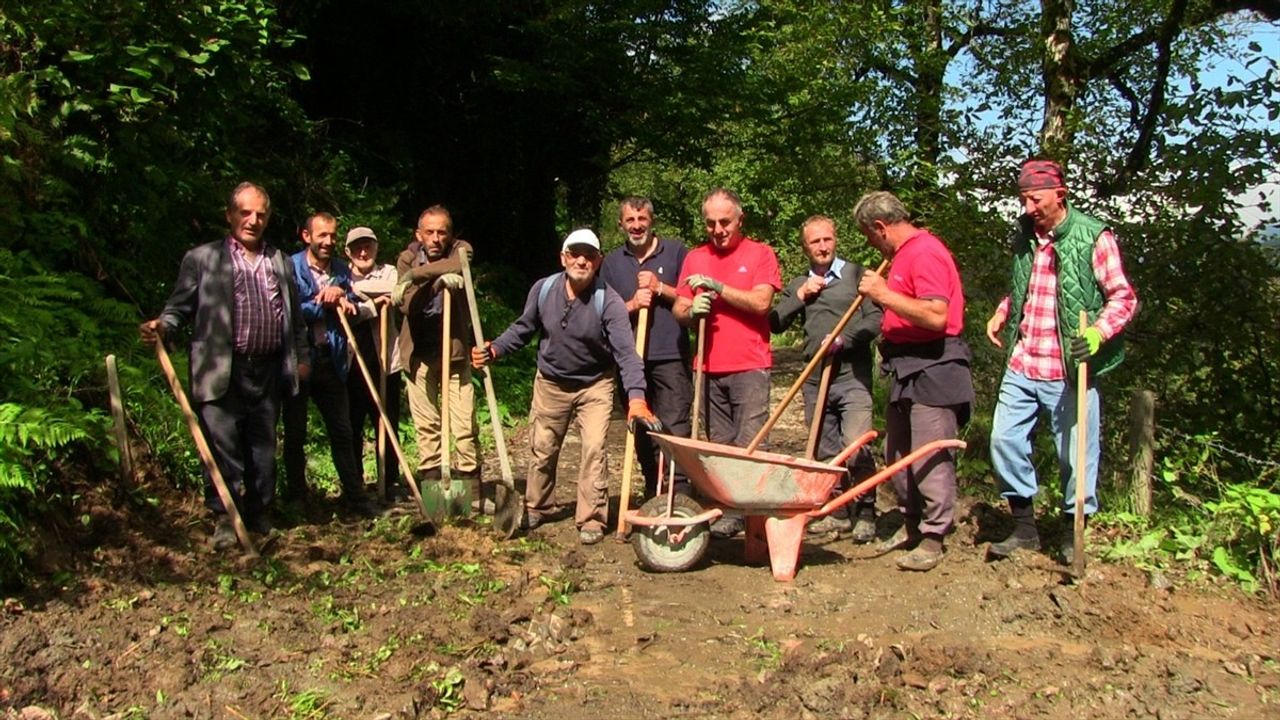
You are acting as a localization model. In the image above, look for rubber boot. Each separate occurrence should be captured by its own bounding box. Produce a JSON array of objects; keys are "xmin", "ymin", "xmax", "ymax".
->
[{"xmin": 989, "ymin": 497, "xmax": 1040, "ymax": 558}]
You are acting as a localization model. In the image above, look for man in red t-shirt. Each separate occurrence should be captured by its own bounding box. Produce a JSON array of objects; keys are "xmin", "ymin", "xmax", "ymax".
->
[
  {"xmin": 854, "ymin": 191, "xmax": 973, "ymax": 572},
  {"xmin": 674, "ymin": 188, "xmax": 782, "ymax": 537}
]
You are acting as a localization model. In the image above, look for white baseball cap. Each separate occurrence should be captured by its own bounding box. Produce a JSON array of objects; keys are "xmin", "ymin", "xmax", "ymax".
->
[{"xmin": 561, "ymin": 228, "xmax": 601, "ymax": 252}]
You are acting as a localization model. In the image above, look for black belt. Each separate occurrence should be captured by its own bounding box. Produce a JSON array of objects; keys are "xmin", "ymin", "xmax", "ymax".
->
[{"xmin": 234, "ymin": 350, "xmax": 281, "ymax": 364}]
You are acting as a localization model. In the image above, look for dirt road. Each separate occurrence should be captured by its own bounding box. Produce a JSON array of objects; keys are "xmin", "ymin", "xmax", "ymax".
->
[{"xmin": 2, "ymin": 351, "xmax": 1276, "ymax": 719}]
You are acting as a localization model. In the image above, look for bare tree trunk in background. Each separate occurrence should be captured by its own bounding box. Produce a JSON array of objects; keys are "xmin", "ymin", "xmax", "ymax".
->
[
  {"xmin": 909, "ymin": 0, "xmax": 945, "ymax": 195},
  {"xmin": 1039, "ymin": 0, "xmax": 1079, "ymax": 158}
]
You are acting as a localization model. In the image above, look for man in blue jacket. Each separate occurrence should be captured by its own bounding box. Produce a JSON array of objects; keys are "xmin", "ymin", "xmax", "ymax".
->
[{"xmin": 281, "ymin": 212, "xmax": 378, "ymax": 517}]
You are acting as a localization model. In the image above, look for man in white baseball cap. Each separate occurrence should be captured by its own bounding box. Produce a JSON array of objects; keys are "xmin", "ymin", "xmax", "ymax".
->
[{"xmin": 472, "ymin": 228, "xmax": 661, "ymax": 545}]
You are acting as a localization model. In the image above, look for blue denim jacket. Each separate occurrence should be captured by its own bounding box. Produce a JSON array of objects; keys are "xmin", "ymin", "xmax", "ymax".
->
[{"xmin": 289, "ymin": 250, "xmax": 357, "ymax": 380}]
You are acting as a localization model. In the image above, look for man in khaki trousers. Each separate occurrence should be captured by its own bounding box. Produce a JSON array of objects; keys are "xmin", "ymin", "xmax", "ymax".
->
[
  {"xmin": 394, "ymin": 206, "xmax": 480, "ymax": 495},
  {"xmin": 472, "ymin": 229, "xmax": 661, "ymax": 545}
]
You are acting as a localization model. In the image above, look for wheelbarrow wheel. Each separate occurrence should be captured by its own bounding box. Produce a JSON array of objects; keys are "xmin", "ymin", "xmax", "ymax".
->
[{"xmin": 631, "ymin": 494, "xmax": 710, "ymax": 573}]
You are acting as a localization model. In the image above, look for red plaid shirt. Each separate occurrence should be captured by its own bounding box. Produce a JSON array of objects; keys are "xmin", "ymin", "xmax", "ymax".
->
[{"xmin": 997, "ymin": 229, "xmax": 1136, "ymax": 381}]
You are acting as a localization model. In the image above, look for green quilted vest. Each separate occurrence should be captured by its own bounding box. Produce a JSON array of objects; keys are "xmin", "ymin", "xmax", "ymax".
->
[{"xmin": 1004, "ymin": 204, "xmax": 1124, "ymax": 379}]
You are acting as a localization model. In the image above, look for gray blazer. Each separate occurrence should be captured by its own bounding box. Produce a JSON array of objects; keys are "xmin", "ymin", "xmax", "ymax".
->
[{"xmin": 159, "ymin": 238, "xmax": 308, "ymax": 402}]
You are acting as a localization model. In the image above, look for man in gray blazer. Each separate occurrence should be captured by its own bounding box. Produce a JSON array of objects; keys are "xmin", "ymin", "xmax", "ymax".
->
[{"xmin": 140, "ymin": 182, "xmax": 309, "ymax": 550}]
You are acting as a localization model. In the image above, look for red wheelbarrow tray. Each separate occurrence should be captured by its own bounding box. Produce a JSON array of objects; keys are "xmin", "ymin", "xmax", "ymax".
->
[{"xmin": 628, "ymin": 431, "xmax": 966, "ymax": 581}]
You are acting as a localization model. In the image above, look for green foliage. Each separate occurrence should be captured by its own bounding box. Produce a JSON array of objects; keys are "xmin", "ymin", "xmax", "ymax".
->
[
  {"xmin": 0, "ymin": 250, "xmax": 138, "ymax": 584},
  {"xmin": 1205, "ymin": 484, "xmax": 1280, "ymax": 593},
  {"xmin": 1099, "ymin": 431, "xmax": 1280, "ymax": 594}
]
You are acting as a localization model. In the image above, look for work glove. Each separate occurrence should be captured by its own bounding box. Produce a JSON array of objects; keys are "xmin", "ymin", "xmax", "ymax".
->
[
  {"xmin": 470, "ymin": 342, "xmax": 495, "ymax": 369},
  {"xmin": 690, "ymin": 291, "xmax": 716, "ymax": 319},
  {"xmin": 1068, "ymin": 327, "xmax": 1103, "ymax": 363},
  {"xmin": 434, "ymin": 273, "xmax": 464, "ymax": 291},
  {"xmin": 627, "ymin": 399, "xmax": 665, "ymax": 434},
  {"xmin": 686, "ymin": 274, "xmax": 723, "ymax": 295},
  {"xmin": 391, "ymin": 278, "xmax": 411, "ymax": 306}
]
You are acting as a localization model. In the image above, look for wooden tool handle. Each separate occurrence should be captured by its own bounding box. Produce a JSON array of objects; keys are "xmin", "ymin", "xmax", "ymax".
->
[
  {"xmin": 747, "ymin": 259, "xmax": 888, "ymax": 453},
  {"xmin": 153, "ymin": 340, "xmax": 257, "ymax": 557}
]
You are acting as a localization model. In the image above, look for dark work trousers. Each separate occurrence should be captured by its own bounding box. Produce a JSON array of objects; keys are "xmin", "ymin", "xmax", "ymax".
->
[
  {"xmin": 885, "ymin": 399, "xmax": 960, "ymax": 537},
  {"xmin": 704, "ymin": 368, "xmax": 771, "ymax": 448},
  {"xmin": 801, "ymin": 370, "xmax": 876, "ymax": 513},
  {"xmin": 282, "ymin": 352, "xmax": 364, "ymax": 501},
  {"xmin": 196, "ymin": 352, "xmax": 283, "ymax": 524},
  {"xmin": 633, "ymin": 358, "xmax": 693, "ymax": 498},
  {"xmin": 347, "ymin": 338, "xmax": 403, "ymax": 500}
]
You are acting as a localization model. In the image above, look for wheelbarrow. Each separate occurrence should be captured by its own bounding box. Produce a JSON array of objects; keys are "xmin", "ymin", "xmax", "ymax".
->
[{"xmin": 625, "ymin": 431, "xmax": 967, "ymax": 582}]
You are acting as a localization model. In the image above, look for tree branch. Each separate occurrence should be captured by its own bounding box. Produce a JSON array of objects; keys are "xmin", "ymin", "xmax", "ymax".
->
[
  {"xmin": 1098, "ymin": 0, "xmax": 1188, "ymax": 197},
  {"xmin": 945, "ymin": 22, "xmax": 1018, "ymax": 59}
]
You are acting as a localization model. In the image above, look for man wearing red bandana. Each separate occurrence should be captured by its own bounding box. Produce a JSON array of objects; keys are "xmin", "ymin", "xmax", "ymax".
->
[{"xmin": 985, "ymin": 159, "xmax": 1138, "ymax": 565}]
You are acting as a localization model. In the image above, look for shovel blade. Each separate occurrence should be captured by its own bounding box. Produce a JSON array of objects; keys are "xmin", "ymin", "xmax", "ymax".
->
[
  {"xmin": 492, "ymin": 482, "xmax": 522, "ymax": 538},
  {"xmin": 420, "ymin": 481, "xmax": 450, "ymax": 526},
  {"xmin": 447, "ymin": 479, "xmax": 472, "ymax": 517}
]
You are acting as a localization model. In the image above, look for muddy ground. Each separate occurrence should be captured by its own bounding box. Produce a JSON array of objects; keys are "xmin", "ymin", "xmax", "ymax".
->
[{"xmin": 3, "ymin": 349, "xmax": 1278, "ymax": 719}]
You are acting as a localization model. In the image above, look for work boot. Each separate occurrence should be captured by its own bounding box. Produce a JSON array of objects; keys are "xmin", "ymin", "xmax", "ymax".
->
[
  {"xmin": 709, "ymin": 515, "xmax": 744, "ymax": 538},
  {"xmin": 245, "ymin": 513, "xmax": 273, "ymax": 536},
  {"xmin": 807, "ymin": 505, "xmax": 852, "ymax": 535},
  {"xmin": 873, "ymin": 524, "xmax": 921, "ymax": 556},
  {"xmin": 849, "ymin": 508, "xmax": 878, "ymax": 544},
  {"xmin": 578, "ymin": 526, "xmax": 604, "ymax": 545},
  {"xmin": 343, "ymin": 491, "xmax": 381, "ymax": 519},
  {"xmin": 520, "ymin": 511, "xmax": 544, "ymax": 532},
  {"xmin": 897, "ymin": 534, "xmax": 944, "ymax": 572},
  {"xmin": 211, "ymin": 517, "xmax": 237, "ymax": 551},
  {"xmin": 988, "ymin": 497, "xmax": 1040, "ymax": 559}
]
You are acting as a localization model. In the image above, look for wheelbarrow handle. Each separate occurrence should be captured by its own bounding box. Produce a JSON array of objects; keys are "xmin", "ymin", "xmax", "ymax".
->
[
  {"xmin": 828, "ymin": 430, "xmax": 878, "ymax": 468},
  {"xmin": 810, "ymin": 438, "xmax": 968, "ymax": 519}
]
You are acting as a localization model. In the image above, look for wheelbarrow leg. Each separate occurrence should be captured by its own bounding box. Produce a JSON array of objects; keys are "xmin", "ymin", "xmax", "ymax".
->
[
  {"xmin": 744, "ymin": 515, "xmax": 768, "ymax": 566},
  {"xmin": 743, "ymin": 514, "xmax": 809, "ymax": 582}
]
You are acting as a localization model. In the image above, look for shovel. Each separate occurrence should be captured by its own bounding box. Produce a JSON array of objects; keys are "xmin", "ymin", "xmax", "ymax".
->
[
  {"xmin": 1073, "ymin": 310, "xmax": 1089, "ymax": 577},
  {"xmin": 804, "ymin": 355, "xmax": 835, "ymax": 461},
  {"xmin": 337, "ymin": 311, "xmax": 434, "ymax": 524},
  {"xmin": 747, "ymin": 260, "xmax": 887, "ymax": 453},
  {"xmin": 459, "ymin": 253, "xmax": 523, "ymax": 537},
  {"xmin": 614, "ymin": 306, "xmax": 650, "ymax": 539},
  {"xmin": 439, "ymin": 287, "xmax": 472, "ymax": 517},
  {"xmin": 376, "ymin": 305, "xmax": 389, "ymax": 501},
  {"xmin": 152, "ymin": 339, "xmax": 257, "ymax": 558}
]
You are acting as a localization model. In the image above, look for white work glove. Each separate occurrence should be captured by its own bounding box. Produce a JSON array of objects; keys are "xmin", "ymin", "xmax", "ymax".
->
[{"xmin": 434, "ymin": 273, "xmax": 464, "ymax": 291}]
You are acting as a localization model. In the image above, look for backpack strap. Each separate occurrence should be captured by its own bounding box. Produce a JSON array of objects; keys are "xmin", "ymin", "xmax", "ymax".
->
[
  {"xmin": 592, "ymin": 278, "xmax": 605, "ymax": 317},
  {"xmin": 536, "ymin": 272, "xmax": 607, "ymax": 334},
  {"xmin": 536, "ymin": 272, "xmax": 564, "ymax": 316}
]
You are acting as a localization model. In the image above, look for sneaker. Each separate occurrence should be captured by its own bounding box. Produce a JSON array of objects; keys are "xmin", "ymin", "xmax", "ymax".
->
[
  {"xmin": 988, "ymin": 530, "xmax": 1041, "ymax": 559},
  {"xmin": 211, "ymin": 518, "xmax": 237, "ymax": 551},
  {"xmin": 806, "ymin": 511, "xmax": 853, "ymax": 535},
  {"xmin": 709, "ymin": 516, "xmax": 743, "ymax": 538},
  {"xmin": 849, "ymin": 513, "xmax": 877, "ymax": 544},
  {"xmin": 578, "ymin": 527, "xmax": 604, "ymax": 545},
  {"xmin": 872, "ymin": 526, "xmax": 920, "ymax": 556},
  {"xmin": 896, "ymin": 547, "xmax": 944, "ymax": 572}
]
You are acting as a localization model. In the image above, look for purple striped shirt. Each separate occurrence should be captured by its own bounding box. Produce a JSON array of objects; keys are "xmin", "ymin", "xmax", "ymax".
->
[{"xmin": 228, "ymin": 237, "xmax": 284, "ymax": 355}]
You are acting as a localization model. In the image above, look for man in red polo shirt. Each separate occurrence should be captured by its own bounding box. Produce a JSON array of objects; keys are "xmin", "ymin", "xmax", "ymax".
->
[
  {"xmin": 674, "ymin": 187, "xmax": 782, "ymax": 537},
  {"xmin": 855, "ymin": 190, "xmax": 973, "ymax": 572}
]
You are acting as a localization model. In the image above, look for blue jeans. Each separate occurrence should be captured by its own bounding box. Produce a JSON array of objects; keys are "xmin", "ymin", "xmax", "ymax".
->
[{"xmin": 990, "ymin": 368, "xmax": 1101, "ymax": 515}]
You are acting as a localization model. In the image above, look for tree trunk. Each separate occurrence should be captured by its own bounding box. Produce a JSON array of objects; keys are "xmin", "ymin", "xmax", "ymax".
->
[
  {"xmin": 1039, "ymin": 0, "xmax": 1079, "ymax": 157},
  {"xmin": 1129, "ymin": 389, "xmax": 1156, "ymax": 517}
]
